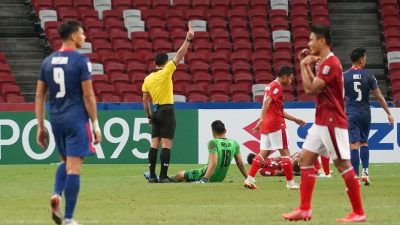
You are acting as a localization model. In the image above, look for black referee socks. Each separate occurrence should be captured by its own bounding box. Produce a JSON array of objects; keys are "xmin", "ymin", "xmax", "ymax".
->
[
  {"xmin": 160, "ymin": 148, "xmax": 171, "ymax": 179},
  {"xmin": 148, "ymin": 148, "xmax": 158, "ymax": 178}
]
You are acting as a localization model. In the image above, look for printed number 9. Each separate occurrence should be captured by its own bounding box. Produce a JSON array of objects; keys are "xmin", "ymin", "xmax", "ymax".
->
[
  {"xmin": 53, "ymin": 67, "xmax": 66, "ymax": 98},
  {"xmin": 353, "ymin": 81, "xmax": 362, "ymax": 101}
]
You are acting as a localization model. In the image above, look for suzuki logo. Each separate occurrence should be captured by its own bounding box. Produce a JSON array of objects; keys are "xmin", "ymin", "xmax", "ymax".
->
[{"xmin": 243, "ymin": 119, "xmax": 261, "ymax": 154}]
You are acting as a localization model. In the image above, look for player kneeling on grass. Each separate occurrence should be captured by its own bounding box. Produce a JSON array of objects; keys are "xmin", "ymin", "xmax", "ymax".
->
[{"xmin": 145, "ymin": 120, "xmax": 248, "ymax": 183}]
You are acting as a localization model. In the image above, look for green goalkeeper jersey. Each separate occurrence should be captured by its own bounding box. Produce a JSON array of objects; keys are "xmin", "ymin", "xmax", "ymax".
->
[{"xmin": 207, "ymin": 138, "xmax": 240, "ymax": 182}]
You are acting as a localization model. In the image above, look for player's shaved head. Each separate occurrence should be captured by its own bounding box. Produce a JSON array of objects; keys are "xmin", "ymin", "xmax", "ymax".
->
[
  {"xmin": 58, "ymin": 20, "xmax": 82, "ymax": 41},
  {"xmin": 211, "ymin": 120, "xmax": 226, "ymax": 135},
  {"xmin": 276, "ymin": 65, "xmax": 293, "ymax": 78},
  {"xmin": 155, "ymin": 53, "xmax": 169, "ymax": 67},
  {"xmin": 350, "ymin": 48, "xmax": 366, "ymax": 63},
  {"xmin": 311, "ymin": 24, "xmax": 331, "ymax": 46}
]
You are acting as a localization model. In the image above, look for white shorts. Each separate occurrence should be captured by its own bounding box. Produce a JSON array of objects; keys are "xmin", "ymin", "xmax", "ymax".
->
[
  {"xmin": 260, "ymin": 128, "xmax": 289, "ymax": 150},
  {"xmin": 302, "ymin": 124, "xmax": 350, "ymax": 160}
]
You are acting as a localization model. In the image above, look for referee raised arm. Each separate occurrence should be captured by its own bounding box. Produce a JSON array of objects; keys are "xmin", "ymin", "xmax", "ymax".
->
[{"xmin": 142, "ymin": 23, "xmax": 194, "ymax": 183}]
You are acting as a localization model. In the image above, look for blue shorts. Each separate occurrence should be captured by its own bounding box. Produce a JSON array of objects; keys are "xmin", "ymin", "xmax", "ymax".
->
[
  {"xmin": 347, "ymin": 112, "xmax": 371, "ymax": 144},
  {"xmin": 51, "ymin": 117, "xmax": 96, "ymax": 158}
]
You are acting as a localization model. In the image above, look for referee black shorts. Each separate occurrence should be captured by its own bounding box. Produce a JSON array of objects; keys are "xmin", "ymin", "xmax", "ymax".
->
[{"xmin": 151, "ymin": 104, "xmax": 176, "ymax": 139}]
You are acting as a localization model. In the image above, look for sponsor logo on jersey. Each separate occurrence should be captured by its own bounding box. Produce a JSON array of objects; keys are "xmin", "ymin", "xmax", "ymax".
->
[{"xmin": 322, "ymin": 65, "xmax": 330, "ymax": 75}]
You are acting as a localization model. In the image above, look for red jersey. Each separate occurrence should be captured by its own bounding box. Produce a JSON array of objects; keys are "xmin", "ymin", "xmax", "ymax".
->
[
  {"xmin": 315, "ymin": 53, "xmax": 347, "ymax": 128},
  {"xmin": 259, "ymin": 158, "xmax": 282, "ymax": 176},
  {"xmin": 260, "ymin": 80, "xmax": 286, "ymax": 133}
]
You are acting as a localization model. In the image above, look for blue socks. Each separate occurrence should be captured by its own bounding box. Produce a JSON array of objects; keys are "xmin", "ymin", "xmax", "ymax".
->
[
  {"xmin": 53, "ymin": 163, "xmax": 67, "ymax": 196},
  {"xmin": 360, "ymin": 146, "xmax": 369, "ymax": 172},
  {"xmin": 350, "ymin": 149, "xmax": 360, "ymax": 176},
  {"xmin": 64, "ymin": 174, "xmax": 80, "ymax": 219}
]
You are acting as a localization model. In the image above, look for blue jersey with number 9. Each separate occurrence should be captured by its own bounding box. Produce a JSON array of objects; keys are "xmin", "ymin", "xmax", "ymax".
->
[{"xmin": 39, "ymin": 50, "xmax": 91, "ymax": 117}]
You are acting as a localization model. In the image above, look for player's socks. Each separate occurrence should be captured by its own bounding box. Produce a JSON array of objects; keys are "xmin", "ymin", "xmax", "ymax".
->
[
  {"xmin": 299, "ymin": 167, "xmax": 316, "ymax": 211},
  {"xmin": 313, "ymin": 159, "xmax": 320, "ymax": 172},
  {"xmin": 321, "ymin": 156, "xmax": 330, "ymax": 176},
  {"xmin": 54, "ymin": 162, "xmax": 67, "ymax": 196},
  {"xmin": 281, "ymin": 156, "xmax": 293, "ymax": 182},
  {"xmin": 341, "ymin": 167, "xmax": 365, "ymax": 215},
  {"xmin": 159, "ymin": 148, "xmax": 170, "ymax": 179},
  {"xmin": 248, "ymin": 154, "xmax": 264, "ymax": 177},
  {"xmin": 350, "ymin": 149, "xmax": 360, "ymax": 176},
  {"xmin": 148, "ymin": 148, "xmax": 158, "ymax": 178},
  {"xmin": 64, "ymin": 174, "xmax": 80, "ymax": 219},
  {"xmin": 360, "ymin": 146, "xmax": 369, "ymax": 172}
]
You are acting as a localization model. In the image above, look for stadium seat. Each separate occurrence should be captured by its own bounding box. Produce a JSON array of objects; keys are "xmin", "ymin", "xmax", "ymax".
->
[
  {"xmin": 132, "ymin": 41, "xmax": 153, "ymax": 54},
  {"xmin": 6, "ymin": 95, "xmax": 25, "ymax": 103},
  {"xmin": 230, "ymin": 0, "xmax": 249, "ymax": 10},
  {"xmin": 126, "ymin": 62, "xmax": 146, "ymax": 75},
  {"xmin": 230, "ymin": 51, "xmax": 250, "ymax": 64},
  {"xmin": 74, "ymin": 0, "xmax": 92, "ymax": 12},
  {"xmin": 190, "ymin": 62, "xmax": 210, "ymax": 74},
  {"xmin": 39, "ymin": 10, "xmax": 57, "ymax": 30},
  {"xmin": 104, "ymin": 62, "xmax": 125, "ymax": 76},
  {"xmin": 132, "ymin": 0, "xmax": 152, "ymax": 11},
  {"xmin": 234, "ymin": 73, "xmax": 253, "ymax": 90},
  {"xmin": 192, "ymin": 72, "xmax": 212, "ymax": 87},
  {"xmin": 114, "ymin": 83, "xmax": 139, "ymax": 96},
  {"xmin": 210, "ymin": 62, "xmax": 231, "ymax": 76},
  {"xmin": 33, "ymin": 0, "xmax": 54, "ymax": 16},
  {"xmin": 186, "ymin": 52, "xmax": 208, "ymax": 64},
  {"xmin": 58, "ymin": 8, "xmax": 79, "ymax": 21},
  {"xmin": 252, "ymin": 83, "xmax": 266, "ymax": 97},
  {"xmin": 173, "ymin": 94, "xmax": 187, "ymax": 102},
  {"xmin": 110, "ymin": 73, "xmax": 130, "ymax": 86},
  {"xmin": 173, "ymin": 72, "xmax": 191, "ymax": 86},
  {"xmin": 121, "ymin": 52, "xmax": 144, "ymax": 65},
  {"xmin": 186, "ymin": 84, "xmax": 206, "ymax": 96},
  {"xmin": 184, "ymin": 9, "xmax": 205, "ymax": 20},
  {"xmin": 188, "ymin": 94, "xmax": 208, "ymax": 102},
  {"xmin": 250, "ymin": 0, "xmax": 269, "ymax": 9},
  {"xmin": 213, "ymin": 73, "xmax": 233, "ymax": 87},
  {"xmin": 111, "ymin": 0, "xmax": 131, "ymax": 10},
  {"xmin": 92, "ymin": 40, "xmax": 113, "ymax": 55},
  {"xmin": 126, "ymin": 20, "xmax": 146, "ymax": 37},
  {"xmin": 210, "ymin": 94, "xmax": 230, "ymax": 102},
  {"xmin": 1, "ymin": 84, "xmax": 21, "ymax": 96},
  {"xmin": 249, "ymin": 18, "xmax": 269, "ymax": 32},
  {"xmin": 167, "ymin": 19, "xmax": 186, "ymax": 33},
  {"xmin": 208, "ymin": 52, "xmax": 228, "ymax": 64},
  {"xmin": 249, "ymin": 8, "xmax": 268, "ymax": 20},
  {"xmin": 388, "ymin": 51, "xmax": 400, "ymax": 64},
  {"xmin": 272, "ymin": 30, "xmax": 291, "ymax": 44},
  {"xmin": 146, "ymin": 20, "xmax": 166, "ymax": 33},
  {"xmin": 230, "ymin": 83, "xmax": 250, "ymax": 96},
  {"xmin": 254, "ymin": 71, "xmax": 274, "ymax": 84},
  {"xmin": 270, "ymin": 0, "xmax": 289, "ymax": 11},
  {"xmin": 228, "ymin": 9, "xmax": 248, "ymax": 22},
  {"xmin": 193, "ymin": 42, "xmax": 213, "ymax": 55},
  {"xmin": 93, "ymin": 0, "xmax": 112, "ymax": 20},
  {"xmin": 206, "ymin": 8, "xmax": 227, "ymax": 21},
  {"xmin": 213, "ymin": 41, "xmax": 233, "ymax": 55},
  {"xmin": 100, "ymin": 94, "xmax": 121, "ymax": 102},
  {"xmin": 0, "ymin": 64, "xmax": 12, "ymax": 74},
  {"xmin": 91, "ymin": 63, "xmax": 104, "ymax": 75},
  {"xmin": 123, "ymin": 94, "xmax": 142, "ymax": 102},
  {"xmin": 92, "ymin": 74, "xmax": 109, "ymax": 85},
  {"xmin": 231, "ymin": 93, "xmax": 251, "ymax": 102},
  {"xmin": 173, "ymin": 0, "xmax": 190, "ymax": 10},
  {"xmin": 232, "ymin": 62, "xmax": 251, "ymax": 74},
  {"xmin": 208, "ymin": 84, "xmax": 229, "ymax": 96},
  {"xmin": 190, "ymin": 20, "xmax": 207, "ymax": 31},
  {"xmin": 173, "ymin": 84, "xmax": 186, "ymax": 95},
  {"xmin": 152, "ymin": 0, "xmax": 172, "ymax": 10},
  {"xmin": 270, "ymin": 10, "xmax": 289, "ymax": 31},
  {"xmin": 129, "ymin": 73, "xmax": 146, "ymax": 88},
  {"xmin": 105, "ymin": 20, "xmax": 125, "ymax": 33},
  {"xmin": 76, "ymin": 42, "xmax": 93, "ymax": 54},
  {"xmin": 191, "ymin": 0, "xmax": 210, "ymax": 10},
  {"xmin": 211, "ymin": 0, "xmax": 229, "ymax": 11}
]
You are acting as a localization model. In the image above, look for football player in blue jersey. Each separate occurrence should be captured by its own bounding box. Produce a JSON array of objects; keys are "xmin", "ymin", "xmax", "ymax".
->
[
  {"xmin": 343, "ymin": 47, "xmax": 394, "ymax": 185},
  {"xmin": 35, "ymin": 20, "xmax": 101, "ymax": 225}
]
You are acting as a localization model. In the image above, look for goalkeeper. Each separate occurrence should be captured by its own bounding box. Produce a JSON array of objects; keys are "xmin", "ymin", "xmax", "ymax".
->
[{"xmin": 145, "ymin": 120, "xmax": 248, "ymax": 183}]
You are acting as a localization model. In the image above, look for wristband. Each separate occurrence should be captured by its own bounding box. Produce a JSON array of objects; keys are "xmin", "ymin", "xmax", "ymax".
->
[
  {"xmin": 185, "ymin": 38, "xmax": 193, "ymax": 43},
  {"xmin": 201, "ymin": 177, "xmax": 209, "ymax": 183},
  {"xmin": 92, "ymin": 119, "xmax": 101, "ymax": 133}
]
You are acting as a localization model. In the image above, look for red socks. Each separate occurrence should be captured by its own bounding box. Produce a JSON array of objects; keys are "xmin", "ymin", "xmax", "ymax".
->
[
  {"xmin": 321, "ymin": 156, "xmax": 330, "ymax": 175},
  {"xmin": 342, "ymin": 168, "xmax": 365, "ymax": 215},
  {"xmin": 281, "ymin": 157, "xmax": 293, "ymax": 181},
  {"xmin": 313, "ymin": 159, "xmax": 320, "ymax": 172},
  {"xmin": 249, "ymin": 154, "xmax": 264, "ymax": 177},
  {"xmin": 299, "ymin": 167, "xmax": 316, "ymax": 211}
]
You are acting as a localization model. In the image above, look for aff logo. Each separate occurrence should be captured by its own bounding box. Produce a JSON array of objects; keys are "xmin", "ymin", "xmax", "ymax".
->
[{"xmin": 297, "ymin": 123, "xmax": 396, "ymax": 150}]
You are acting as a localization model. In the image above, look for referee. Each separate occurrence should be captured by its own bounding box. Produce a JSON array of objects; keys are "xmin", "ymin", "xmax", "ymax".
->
[{"xmin": 142, "ymin": 23, "xmax": 194, "ymax": 183}]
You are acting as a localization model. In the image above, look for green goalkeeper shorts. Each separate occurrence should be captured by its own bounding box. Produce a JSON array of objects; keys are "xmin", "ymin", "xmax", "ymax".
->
[{"xmin": 184, "ymin": 167, "xmax": 207, "ymax": 182}]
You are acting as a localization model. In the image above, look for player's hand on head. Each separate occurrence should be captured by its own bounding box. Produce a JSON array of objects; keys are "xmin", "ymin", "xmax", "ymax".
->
[
  {"xmin": 298, "ymin": 48, "xmax": 311, "ymax": 61},
  {"xmin": 187, "ymin": 22, "xmax": 194, "ymax": 39},
  {"xmin": 388, "ymin": 114, "xmax": 394, "ymax": 125},
  {"xmin": 36, "ymin": 127, "xmax": 48, "ymax": 149}
]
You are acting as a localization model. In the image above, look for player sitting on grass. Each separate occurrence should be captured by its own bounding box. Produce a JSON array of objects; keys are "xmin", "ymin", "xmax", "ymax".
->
[{"xmin": 145, "ymin": 120, "xmax": 248, "ymax": 183}]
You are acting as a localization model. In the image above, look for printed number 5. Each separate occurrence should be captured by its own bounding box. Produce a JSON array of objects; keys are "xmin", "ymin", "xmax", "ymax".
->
[
  {"xmin": 53, "ymin": 67, "xmax": 66, "ymax": 98},
  {"xmin": 353, "ymin": 81, "xmax": 362, "ymax": 101}
]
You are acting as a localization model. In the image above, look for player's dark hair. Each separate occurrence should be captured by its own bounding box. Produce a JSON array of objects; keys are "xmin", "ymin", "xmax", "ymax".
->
[
  {"xmin": 211, "ymin": 120, "xmax": 226, "ymax": 135},
  {"xmin": 155, "ymin": 53, "xmax": 169, "ymax": 67},
  {"xmin": 350, "ymin": 47, "xmax": 366, "ymax": 63},
  {"xmin": 247, "ymin": 153, "xmax": 256, "ymax": 165},
  {"xmin": 276, "ymin": 65, "xmax": 293, "ymax": 78},
  {"xmin": 58, "ymin": 20, "xmax": 82, "ymax": 41},
  {"xmin": 311, "ymin": 24, "xmax": 331, "ymax": 46}
]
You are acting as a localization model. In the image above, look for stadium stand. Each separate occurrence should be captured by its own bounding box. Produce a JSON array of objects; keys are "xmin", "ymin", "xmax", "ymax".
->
[{"xmin": 0, "ymin": 0, "xmax": 394, "ymax": 103}]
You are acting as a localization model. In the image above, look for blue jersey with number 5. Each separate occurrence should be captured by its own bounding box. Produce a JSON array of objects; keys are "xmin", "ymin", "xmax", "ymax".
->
[
  {"xmin": 39, "ymin": 50, "xmax": 91, "ymax": 117},
  {"xmin": 343, "ymin": 68, "xmax": 377, "ymax": 111}
]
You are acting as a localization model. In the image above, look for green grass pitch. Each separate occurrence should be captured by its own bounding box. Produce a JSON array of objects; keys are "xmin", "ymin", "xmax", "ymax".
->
[{"xmin": 0, "ymin": 164, "xmax": 399, "ymax": 225}]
